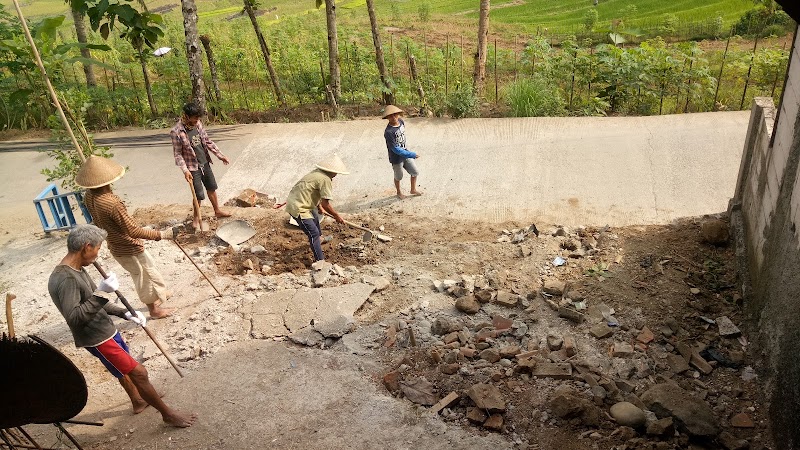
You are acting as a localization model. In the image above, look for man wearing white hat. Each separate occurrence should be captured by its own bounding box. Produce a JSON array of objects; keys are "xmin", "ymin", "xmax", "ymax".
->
[
  {"xmin": 383, "ymin": 105, "xmax": 422, "ymax": 199},
  {"xmin": 77, "ymin": 156, "xmax": 176, "ymax": 319},
  {"xmin": 285, "ymin": 154, "xmax": 348, "ymax": 262}
]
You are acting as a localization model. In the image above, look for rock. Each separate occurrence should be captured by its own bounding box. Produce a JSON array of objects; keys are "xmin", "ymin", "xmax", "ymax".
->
[
  {"xmin": 636, "ymin": 327, "xmax": 655, "ymax": 344},
  {"xmin": 366, "ymin": 276, "xmax": 391, "ymax": 292},
  {"xmin": 641, "ymin": 383, "xmax": 720, "ymax": 438},
  {"xmin": 613, "ymin": 342, "xmax": 634, "ymax": 357},
  {"xmin": 231, "ymin": 188, "xmax": 264, "ymax": 207},
  {"xmin": 610, "ymin": 402, "xmax": 647, "ymax": 428},
  {"xmin": 474, "ymin": 289, "xmax": 493, "ymax": 303},
  {"xmin": 532, "ymin": 362, "xmax": 572, "ymax": 379},
  {"xmin": 564, "ymin": 335, "xmax": 577, "ymax": 356},
  {"xmin": 690, "ymin": 350, "xmax": 714, "ymax": 375},
  {"xmin": 400, "ymin": 378, "xmax": 438, "ymax": 406},
  {"xmin": 547, "ymin": 335, "xmax": 563, "ymax": 351},
  {"xmin": 440, "ymin": 363, "xmax": 460, "ymax": 375},
  {"xmin": 460, "ymin": 347, "xmax": 477, "ymax": 358},
  {"xmin": 548, "ymin": 386, "xmax": 601, "ymax": 426},
  {"xmin": 483, "ymin": 414, "xmax": 504, "ymax": 431},
  {"xmin": 250, "ymin": 245, "xmax": 266, "ymax": 254},
  {"xmin": 376, "ymin": 234, "xmax": 393, "ymax": 242},
  {"xmin": 288, "ymin": 327, "xmax": 325, "ymax": 347},
  {"xmin": 492, "ymin": 315, "xmax": 514, "ymax": 331},
  {"xmin": 429, "ymin": 392, "xmax": 460, "ymax": 415},
  {"xmin": 466, "ymin": 407, "xmax": 488, "ymax": 424},
  {"xmin": 716, "ymin": 316, "xmax": 741, "ymax": 337},
  {"xmin": 590, "ymin": 323, "xmax": 614, "ymax": 339},
  {"xmin": 718, "ymin": 431, "xmax": 751, "ymax": 450},
  {"xmin": 730, "ymin": 413, "xmax": 755, "ymax": 428},
  {"xmin": 466, "ymin": 384, "xmax": 506, "ymax": 413},
  {"xmin": 701, "ymin": 219, "xmax": 729, "ymax": 245},
  {"xmin": 311, "ymin": 266, "xmax": 332, "ymax": 287},
  {"xmin": 499, "ymin": 345, "xmax": 521, "ymax": 358},
  {"xmin": 480, "ymin": 348, "xmax": 501, "ymax": 363},
  {"xmin": 543, "ymin": 280, "xmax": 566, "ymax": 296},
  {"xmin": 495, "ymin": 291, "xmax": 520, "ymax": 307},
  {"xmin": 383, "ymin": 371, "xmax": 401, "ymax": 393},
  {"xmin": 433, "ymin": 280, "xmax": 445, "ymax": 293},
  {"xmin": 558, "ymin": 307, "xmax": 585, "ymax": 323},
  {"xmin": 646, "ymin": 417, "xmax": 675, "ymax": 436},
  {"xmin": 431, "ymin": 317, "xmax": 462, "ymax": 335},
  {"xmin": 455, "ymin": 295, "xmax": 481, "ymax": 314}
]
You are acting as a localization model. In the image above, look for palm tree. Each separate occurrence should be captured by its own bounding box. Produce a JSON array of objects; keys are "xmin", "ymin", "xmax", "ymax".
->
[
  {"xmin": 243, "ymin": 0, "xmax": 286, "ymax": 107},
  {"xmin": 180, "ymin": 0, "xmax": 206, "ymax": 112},
  {"xmin": 365, "ymin": 0, "xmax": 393, "ymax": 105},
  {"xmin": 316, "ymin": 0, "xmax": 340, "ymax": 104},
  {"xmin": 473, "ymin": 0, "xmax": 490, "ymax": 95},
  {"xmin": 70, "ymin": 5, "xmax": 96, "ymax": 87}
]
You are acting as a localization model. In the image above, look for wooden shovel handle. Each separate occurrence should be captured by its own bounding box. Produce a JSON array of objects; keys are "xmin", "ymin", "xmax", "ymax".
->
[
  {"xmin": 321, "ymin": 211, "xmax": 372, "ymax": 233},
  {"xmin": 188, "ymin": 178, "xmax": 204, "ymax": 223},
  {"xmin": 5, "ymin": 292, "xmax": 16, "ymax": 338}
]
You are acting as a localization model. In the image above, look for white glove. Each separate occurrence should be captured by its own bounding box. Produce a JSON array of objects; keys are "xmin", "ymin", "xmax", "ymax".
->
[
  {"xmin": 160, "ymin": 227, "xmax": 177, "ymax": 240},
  {"xmin": 124, "ymin": 310, "xmax": 147, "ymax": 327},
  {"xmin": 98, "ymin": 272, "xmax": 119, "ymax": 293}
]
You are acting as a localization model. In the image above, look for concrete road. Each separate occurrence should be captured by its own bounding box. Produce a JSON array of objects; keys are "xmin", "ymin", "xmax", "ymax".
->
[{"xmin": 0, "ymin": 111, "xmax": 750, "ymax": 237}]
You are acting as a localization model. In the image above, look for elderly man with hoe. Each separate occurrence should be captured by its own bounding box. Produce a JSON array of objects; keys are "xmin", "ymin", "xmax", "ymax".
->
[
  {"xmin": 49, "ymin": 224, "xmax": 197, "ymax": 427},
  {"xmin": 171, "ymin": 102, "xmax": 231, "ymax": 230},
  {"xmin": 285, "ymin": 154, "xmax": 349, "ymax": 262},
  {"xmin": 78, "ymin": 156, "xmax": 176, "ymax": 319}
]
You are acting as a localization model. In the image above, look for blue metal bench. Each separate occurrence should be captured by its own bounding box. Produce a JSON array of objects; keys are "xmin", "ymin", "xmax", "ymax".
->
[{"xmin": 33, "ymin": 184, "xmax": 92, "ymax": 232}]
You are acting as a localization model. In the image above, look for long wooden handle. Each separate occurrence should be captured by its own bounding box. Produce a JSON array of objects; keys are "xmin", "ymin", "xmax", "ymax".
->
[
  {"xmin": 173, "ymin": 240, "xmax": 222, "ymax": 297},
  {"xmin": 5, "ymin": 293, "xmax": 15, "ymax": 338},
  {"xmin": 321, "ymin": 211, "xmax": 372, "ymax": 233},
  {"xmin": 188, "ymin": 178, "xmax": 203, "ymax": 223},
  {"xmin": 92, "ymin": 262, "xmax": 184, "ymax": 378}
]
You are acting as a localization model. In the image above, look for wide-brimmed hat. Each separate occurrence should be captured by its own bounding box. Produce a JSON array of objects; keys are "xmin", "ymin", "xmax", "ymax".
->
[
  {"xmin": 315, "ymin": 153, "xmax": 350, "ymax": 175},
  {"xmin": 381, "ymin": 105, "xmax": 404, "ymax": 119},
  {"xmin": 75, "ymin": 156, "xmax": 126, "ymax": 189}
]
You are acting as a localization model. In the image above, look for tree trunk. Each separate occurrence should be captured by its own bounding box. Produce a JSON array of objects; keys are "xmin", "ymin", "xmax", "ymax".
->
[
  {"xmin": 180, "ymin": 0, "xmax": 206, "ymax": 112},
  {"xmin": 71, "ymin": 7, "xmax": 96, "ymax": 88},
  {"xmin": 365, "ymin": 0, "xmax": 393, "ymax": 105},
  {"xmin": 137, "ymin": 0, "xmax": 149, "ymax": 12},
  {"xmin": 199, "ymin": 35, "xmax": 222, "ymax": 102},
  {"xmin": 473, "ymin": 0, "xmax": 490, "ymax": 95},
  {"xmin": 324, "ymin": 0, "xmax": 341, "ymax": 104},
  {"xmin": 136, "ymin": 44, "xmax": 158, "ymax": 117},
  {"xmin": 243, "ymin": 0, "xmax": 286, "ymax": 107}
]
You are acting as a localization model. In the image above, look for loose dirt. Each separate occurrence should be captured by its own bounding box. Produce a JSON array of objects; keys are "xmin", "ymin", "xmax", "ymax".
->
[{"xmin": 1, "ymin": 198, "xmax": 771, "ymax": 449}]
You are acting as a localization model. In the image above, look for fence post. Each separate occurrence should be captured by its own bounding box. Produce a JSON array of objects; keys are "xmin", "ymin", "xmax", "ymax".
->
[
  {"xmin": 740, "ymin": 35, "xmax": 759, "ymax": 110},
  {"xmin": 445, "ymin": 34, "xmax": 450, "ymax": 96},
  {"xmin": 494, "ymin": 38, "xmax": 498, "ymax": 105},
  {"xmin": 712, "ymin": 30, "xmax": 732, "ymax": 110},
  {"xmin": 460, "ymin": 34, "xmax": 464, "ymax": 84}
]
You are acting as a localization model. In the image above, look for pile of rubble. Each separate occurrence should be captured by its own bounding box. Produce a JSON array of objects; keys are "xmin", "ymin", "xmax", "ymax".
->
[{"xmin": 377, "ymin": 267, "xmax": 762, "ymax": 449}]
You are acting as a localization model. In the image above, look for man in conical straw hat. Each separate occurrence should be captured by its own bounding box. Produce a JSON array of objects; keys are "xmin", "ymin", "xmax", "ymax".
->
[
  {"xmin": 285, "ymin": 154, "xmax": 348, "ymax": 262},
  {"xmin": 77, "ymin": 156, "xmax": 176, "ymax": 319},
  {"xmin": 383, "ymin": 105, "xmax": 422, "ymax": 199}
]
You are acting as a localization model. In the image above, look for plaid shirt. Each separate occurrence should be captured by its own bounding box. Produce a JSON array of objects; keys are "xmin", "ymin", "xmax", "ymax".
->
[{"xmin": 170, "ymin": 119, "xmax": 226, "ymax": 173}]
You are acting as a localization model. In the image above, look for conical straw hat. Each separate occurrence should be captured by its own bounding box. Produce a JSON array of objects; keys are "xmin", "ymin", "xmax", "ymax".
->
[
  {"xmin": 75, "ymin": 156, "xmax": 126, "ymax": 189},
  {"xmin": 381, "ymin": 105, "xmax": 404, "ymax": 119},
  {"xmin": 315, "ymin": 153, "xmax": 350, "ymax": 175}
]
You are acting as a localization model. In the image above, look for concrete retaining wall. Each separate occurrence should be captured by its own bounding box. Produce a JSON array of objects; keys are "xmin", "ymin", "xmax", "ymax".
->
[{"xmin": 731, "ymin": 26, "xmax": 800, "ymax": 449}]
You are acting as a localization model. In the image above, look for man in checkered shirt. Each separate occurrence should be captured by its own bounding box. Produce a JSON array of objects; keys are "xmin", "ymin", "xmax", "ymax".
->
[{"xmin": 170, "ymin": 102, "xmax": 231, "ymax": 229}]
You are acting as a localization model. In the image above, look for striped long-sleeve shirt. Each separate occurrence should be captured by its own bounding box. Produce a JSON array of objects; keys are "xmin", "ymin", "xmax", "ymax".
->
[
  {"xmin": 170, "ymin": 119, "xmax": 226, "ymax": 173},
  {"xmin": 84, "ymin": 190, "xmax": 161, "ymax": 257}
]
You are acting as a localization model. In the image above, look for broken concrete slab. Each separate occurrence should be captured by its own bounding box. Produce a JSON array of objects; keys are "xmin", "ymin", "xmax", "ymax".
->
[
  {"xmin": 314, "ymin": 283, "xmax": 376, "ymax": 337},
  {"xmin": 251, "ymin": 313, "xmax": 289, "ymax": 339},
  {"xmin": 287, "ymin": 327, "xmax": 325, "ymax": 347},
  {"xmin": 284, "ymin": 288, "xmax": 323, "ymax": 332},
  {"xmin": 467, "ymin": 384, "xmax": 506, "ymax": 413},
  {"xmin": 716, "ymin": 316, "xmax": 741, "ymax": 337},
  {"xmin": 532, "ymin": 362, "xmax": 573, "ymax": 379}
]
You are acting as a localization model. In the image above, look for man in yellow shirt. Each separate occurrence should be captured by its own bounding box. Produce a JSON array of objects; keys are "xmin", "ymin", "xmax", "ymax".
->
[{"xmin": 285, "ymin": 154, "xmax": 348, "ymax": 262}]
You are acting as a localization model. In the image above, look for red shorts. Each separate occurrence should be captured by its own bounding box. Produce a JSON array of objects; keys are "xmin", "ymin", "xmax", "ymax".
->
[{"xmin": 86, "ymin": 332, "xmax": 139, "ymax": 378}]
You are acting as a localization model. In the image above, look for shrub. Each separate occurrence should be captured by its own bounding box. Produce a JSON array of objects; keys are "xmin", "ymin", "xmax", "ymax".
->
[
  {"xmin": 505, "ymin": 77, "xmax": 566, "ymax": 117},
  {"xmin": 584, "ymin": 9, "xmax": 598, "ymax": 31},
  {"xmin": 445, "ymin": 84, "xmax": 479, "ymax": 118},
  {"xmin": 659, "ymin": 14, "xmax": 678, "ymax": 37},
  {"xmin": 732, "ymin": 7, "xmax": 794, "ymax": 37},
  {"xmin": 418, "ymin": 1, "xmax": 431, "ymax": 23}
]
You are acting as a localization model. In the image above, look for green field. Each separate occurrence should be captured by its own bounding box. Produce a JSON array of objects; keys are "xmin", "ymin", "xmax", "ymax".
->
[{"xmin": 3, "ymin": 0, "xmax": 755, "ymax": 33}]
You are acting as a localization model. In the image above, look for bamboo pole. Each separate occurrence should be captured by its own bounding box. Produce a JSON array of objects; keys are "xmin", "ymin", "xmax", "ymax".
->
[{"xmin": 11, "ymin": 0, "xmax": 84, "ymax": 162}]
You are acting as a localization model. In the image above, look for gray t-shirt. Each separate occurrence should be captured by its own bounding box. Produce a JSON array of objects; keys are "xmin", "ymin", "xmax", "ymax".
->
[
  {"xmin": 187, "ymin": 127, "xmax": 208, "ymax": 166},
  {"xmin": 48, "ymin": 265, "xmax": 128, "ymax": 348}
]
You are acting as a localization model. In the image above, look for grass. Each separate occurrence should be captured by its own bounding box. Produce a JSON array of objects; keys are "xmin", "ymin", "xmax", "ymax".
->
[{"xmin": 3, "ymin": 0, "xmax": 755, "ymax": 33}]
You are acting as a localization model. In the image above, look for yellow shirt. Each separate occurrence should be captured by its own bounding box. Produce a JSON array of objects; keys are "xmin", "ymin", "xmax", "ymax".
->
[{"xmin": 285, "ymin": 169, "xmax": 334, "ymax": 219}]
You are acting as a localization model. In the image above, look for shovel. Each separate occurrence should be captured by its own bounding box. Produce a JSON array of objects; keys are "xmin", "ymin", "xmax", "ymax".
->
[
  {"xmin": 188, "ymin": 179, "xmax": 210, "ymax": 232},
  {"xmin": 321, "ymin": 212, "xmax": 374, "ymax": 242}
]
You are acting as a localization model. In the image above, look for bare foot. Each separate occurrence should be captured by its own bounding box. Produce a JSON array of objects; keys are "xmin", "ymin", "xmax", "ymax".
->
[
  {"xmin": 163, "ymin": 411, "xmax": 198, "ymax": 428},
  {"xmin": 148, "ymin": 307, "xmax": 175, "ymax": 320},
  {"xmin": 396, "ymin": 193, "xmax": 406, "ymax": 200},
  {"xmin": 133, "ymin": 391, "xmax": 166, "ymax": 414},
  {"xmin": 214, "ymin": 210, "xmax": 232, "ymax": 218},
  {"xmin": 410, "ymin": 190, "xmax": 423, "ymax": 196},
  {"xmin": 191, "ymin": 221, "xmax": 200, "ymax": 231}
]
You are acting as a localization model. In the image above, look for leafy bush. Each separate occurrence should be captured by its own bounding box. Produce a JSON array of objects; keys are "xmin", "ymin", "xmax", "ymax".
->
[
  {"xmin": 418, "ymin": 1, "xmax": 431, "ymax": 23},
  {"xmin": 445, "ymin": 84, "xmax": 479, "ymax": 118},
  {"xmin": 584, "ymin": 9, "xmax": 598, "ymax": 31},
  {"xmin": 732, "ymin": 7, "xmax": 794, "ymax": 37},
  {"xmin": 659, "ymin": 14, "xmax": 678, "ymax": 37},
  {"xmin": 505, "ymin": 77, "xmax": 566, "ymax": 117}
]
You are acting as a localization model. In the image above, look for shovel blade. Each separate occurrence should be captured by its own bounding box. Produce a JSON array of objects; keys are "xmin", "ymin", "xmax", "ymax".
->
[{"xmin": 362, "ymin": 231, "xmax": 374, "ymax": 242}]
